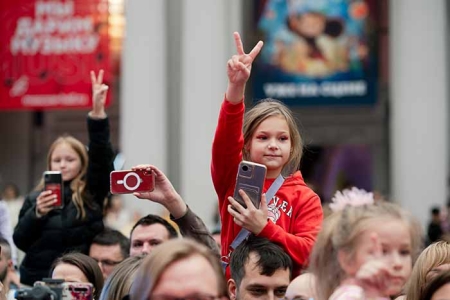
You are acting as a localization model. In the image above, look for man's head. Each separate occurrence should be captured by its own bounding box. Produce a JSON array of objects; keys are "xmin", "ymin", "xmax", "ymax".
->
[
  {"xmin": 129, "ymin": 239, "xmax": 227, "ymax": 300},
  {"xmin": 89, "ymin": 229, "xmax": 130, "ymax": 279},
  {"xmin": 0, "ymin": 237, "xmax": 13, "ymax": 283},
  {"xmin": 229, "ymin": 236, "xmax": 293, "ymax": 300},
  {"xmin": 129, "ymin": 215, "xmax": 178, "ymax": 256}
]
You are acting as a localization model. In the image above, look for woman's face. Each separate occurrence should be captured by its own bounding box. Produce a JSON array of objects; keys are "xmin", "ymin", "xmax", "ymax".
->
[
  {"xmin": 52, "ymin": 263, "xmax": 89, "ymax": 283},
  {"xmin": 431, "ymin": 282, "xmax": 450, "ymax": 300}
]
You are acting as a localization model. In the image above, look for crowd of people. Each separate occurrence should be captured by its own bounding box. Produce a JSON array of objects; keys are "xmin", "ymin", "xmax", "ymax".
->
[{"xmin": 0, "ymin": 32, "xmax": 449, "ymax": 300}]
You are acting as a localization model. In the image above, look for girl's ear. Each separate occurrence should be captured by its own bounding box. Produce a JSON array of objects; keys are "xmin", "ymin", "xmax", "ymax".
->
[{"xmin": 337, "ymin": 250, "xmax": 357, "ymax": 276}]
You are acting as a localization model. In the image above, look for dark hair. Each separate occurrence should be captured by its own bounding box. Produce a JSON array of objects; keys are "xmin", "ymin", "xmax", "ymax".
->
[
  {"xmin": 230, "ymin": 235, "xmax": 293, "ymax": 288},
  {"xmin": 431, "ymin": 207, "xmax": 441, "ymax": 215},
  {"xmin": 50, "ymin": 252, "xmax": 104, "ymax": 300},
  {"xmin": 1, "ymin": 183, "xmax": 20, "ymax": 198},
  {"xmin": 130, "ymin": 215, "xmax": 178, "ymax": 240},
  {"xmin": 92, "ymin": 229, "xmax": 130, "ymax": 259},
  {"xmin": 421, "ymin": 270, "xmax": 450, "ymax": 300}
]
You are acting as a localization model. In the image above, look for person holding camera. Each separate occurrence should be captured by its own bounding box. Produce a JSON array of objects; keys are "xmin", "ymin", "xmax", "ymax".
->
[{"xmin": 13, "ymin": 70, "xmax": 114, "ymax": 286}]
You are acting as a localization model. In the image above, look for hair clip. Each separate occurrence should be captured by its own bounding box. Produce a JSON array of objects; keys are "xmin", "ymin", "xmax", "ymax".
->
[{"xmin": 329, "ymin": 187, "xmax": 374, "ymax": 212}]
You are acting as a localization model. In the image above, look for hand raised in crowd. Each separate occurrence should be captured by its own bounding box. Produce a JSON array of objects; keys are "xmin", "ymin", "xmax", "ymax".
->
[
  {"xmin": 226, "ymin": 32, "xmax": 263, "ymax": 103},
  {"xmin": 227, "ymin": 190, "xmax": 268, "ymax": 235},
  {"xmin": 132, "ymin": 164, "xmax": 187, "ymax": 219},
  {"xmin": 354, "ymin": 234, "xmax": 393, "ymax": 298},
  {"xmin": 35, "ymin": 190, "xmax": 57, "ymax": 217},
  {"xmin": 89, "ymin": 69, "xmax": 108, "ymax": 119}
]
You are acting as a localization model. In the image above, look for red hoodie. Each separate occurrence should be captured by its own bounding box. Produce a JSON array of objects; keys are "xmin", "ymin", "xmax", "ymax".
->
[{"xmin": 211, "ymin": 99, "xmax": 323, "ymax": 277}]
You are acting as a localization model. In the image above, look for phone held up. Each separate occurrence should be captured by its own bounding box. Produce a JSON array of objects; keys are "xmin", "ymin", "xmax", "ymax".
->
[
  {"xmin": 233, "ymin": 161, "xmax": 267, "ymax": 209},
  {"xmin": 43, "ymin": 171, "xmax": 63, "ymax": 208},
  {"xmin": 110, "ymin": 169, "xmax": 155, "ymax": 194}
]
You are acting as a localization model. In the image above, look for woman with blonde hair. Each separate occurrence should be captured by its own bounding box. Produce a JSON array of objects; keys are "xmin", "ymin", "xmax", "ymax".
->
[
  {"xmin": 402, "ymin": 241, "xmax": 450, "ymax": 300},
  {"xmin": 129, "ymin": 239, "xmax": 228, "ymax": 300}
]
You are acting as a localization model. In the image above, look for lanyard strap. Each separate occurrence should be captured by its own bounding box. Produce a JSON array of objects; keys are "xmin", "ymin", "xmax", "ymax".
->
[{"xmin": 222, "ymin": 174, "xmax": 285, "ymax": 271}]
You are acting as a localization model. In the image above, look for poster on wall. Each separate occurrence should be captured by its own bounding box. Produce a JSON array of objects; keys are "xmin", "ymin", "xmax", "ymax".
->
[
  {"xmin": 0, "ymin": 0, "xmax": 111, "ymax": 110},
  {"xmin": 253, "ymin": 0, "xmax": 378, "ymax": 106}
]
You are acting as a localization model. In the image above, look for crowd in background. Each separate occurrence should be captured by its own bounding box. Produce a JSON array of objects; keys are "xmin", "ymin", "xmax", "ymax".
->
[{"xmin": 1, "ymin": 32, "xmax": 450, "ymax": 300}]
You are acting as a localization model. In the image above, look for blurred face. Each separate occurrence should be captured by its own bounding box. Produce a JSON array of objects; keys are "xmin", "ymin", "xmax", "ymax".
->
[
  {"xmin": 298, "ymin": 13, "xmax": 326, "ymax": 38},
  {"xmin": 130, "ymin": 224, "xmax": 170, "ymax": 256},
  {"xmin": 89, "ymin": 243, "xmax": 124, "ymax": 280},
  {"xmin": 229, "ymin": 253, "xmax": 290, "ymax": 300},
  {"xmin": 247, "ymin": 116, "xmax": 291, "ymax": 178},
  {"xmin": 431, "ymin": 283, "xmax": 450, "ymax": 300},
  {"xmin": 347, "ymin": 219, "xmax": 412, "ymax": 296},
  {"xmin": 52, "ymin": 263, "xmax": 89, "ymax": 283},
  {"xmin": 50, "ymin": 143, "xmax": 82, "ymax": 182},
  {"xmin": 151, "ymin": 255, "xmax": 221, "ymax": 300}
]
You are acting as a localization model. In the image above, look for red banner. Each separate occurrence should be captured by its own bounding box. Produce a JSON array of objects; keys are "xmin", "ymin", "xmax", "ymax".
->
[{"xmin": 0, "ymin": 0, "xmax": 112, "ymax": 110}]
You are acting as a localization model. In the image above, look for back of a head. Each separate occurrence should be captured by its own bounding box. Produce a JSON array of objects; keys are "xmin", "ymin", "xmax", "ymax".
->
[
  {"xmin": 51, "ymin": 252, "xmax": 104, "ymax": 300},
  {"xmin": 92, "ymin": 229, "xmax": 130, "ymax": 258},
  {"xmin": 243, "ymin": 98, "xmax": 303, "ymax": 175},
  {"xmin": 129, "ymin": 239, "xmax": 226, "ymax": 300},
  {"xmin": 230, "ymin": 235, "xmax": 293, "ymax": 288},
  {"xmin": 421, "ymin": 270, "xmax": 450, "ymax": 300},
  {"xmin": 130, "ymin": 214, "xmax": 178, "ymax": 239},
  {"xmin": 99, "ymin": 255, "xmax": 144, "ymax": 300},
  {"xmin": 406, "ymin": 241, "xmax": 450, "ymax": 300}
]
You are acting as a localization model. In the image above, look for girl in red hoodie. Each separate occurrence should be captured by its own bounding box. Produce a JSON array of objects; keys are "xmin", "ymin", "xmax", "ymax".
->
[{"xmin": 211, "ymin": 32, "xmax": 323, "ymax": 277}]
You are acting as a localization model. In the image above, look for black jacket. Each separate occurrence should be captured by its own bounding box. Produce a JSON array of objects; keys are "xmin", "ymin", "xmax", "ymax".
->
[{"xmin": 13, "ymin": 117, "xmax": 114, "ymax": 286}]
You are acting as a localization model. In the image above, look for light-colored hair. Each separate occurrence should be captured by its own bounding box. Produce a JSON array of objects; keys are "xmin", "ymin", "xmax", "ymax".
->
[
  {"xmin": 129, "ymin": 239, "xmax": 227, "ymax": 300},
  {"xmin": 309, "ymin": 201, "xmax": 422, "ymax": 300},
  {"xmin": 37, "ymin": 135, "xmax": 90, "ymax": 219},
  {"xmin": 243, "ymin": 99, "xmax": 303, "ymax": 176},
  {"xmin": 99, "ymin": 255, "xmax": 144, "ymax": 300},
  {"xmin": 405, "ymin": 241, "xmax": 450, "ymax": 300}
]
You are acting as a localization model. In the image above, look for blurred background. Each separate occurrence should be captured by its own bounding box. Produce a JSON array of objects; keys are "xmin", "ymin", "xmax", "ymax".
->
[{"xmin": 0, "ymin": 0, "xmax": 448, "ymax": 230}]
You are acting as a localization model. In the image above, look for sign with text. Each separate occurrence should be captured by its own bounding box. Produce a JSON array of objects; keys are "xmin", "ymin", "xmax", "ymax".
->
[
  {"xmin": 253, "ymin": 0, "xmax": 378, "ymax": 106},
  {"xmin": 0, "ymin": 0, "xmax": 111, "ymax": 110}
]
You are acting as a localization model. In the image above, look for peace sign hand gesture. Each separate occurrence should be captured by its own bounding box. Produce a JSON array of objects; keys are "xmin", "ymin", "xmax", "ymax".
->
[
  {"xmin": 226, "ymin": 32, "xmax": 263, "ymax": 104},
  {"xmin": 89, "ymin": 69, "xmax": 108, "ymax": 119}
]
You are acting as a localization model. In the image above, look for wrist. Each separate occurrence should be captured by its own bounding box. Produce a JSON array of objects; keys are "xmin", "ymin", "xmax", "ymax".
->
[
  {"xmin": 88, "ymin": 110, "xmax": 107, "ymax": 119},
  {"xmin": 226, "ymin": 83, "xmax": 245, "ymax": 104},
  {"xmin": 165, "ymin": 194, "xmax": 187, "ymax": 219}
]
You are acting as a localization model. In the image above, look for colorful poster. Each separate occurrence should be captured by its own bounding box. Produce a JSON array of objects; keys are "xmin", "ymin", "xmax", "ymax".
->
[
  {"xmin": 253, "ymin": 0, "xmax": 378, "ymax": 106},
  {"xmin": 0, "ymin": 0, "xmax": 111, "ymax": 110}
]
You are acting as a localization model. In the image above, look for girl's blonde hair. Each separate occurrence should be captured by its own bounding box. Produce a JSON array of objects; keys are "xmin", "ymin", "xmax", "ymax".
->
[
  {"xmin": 99, "ymin": 255, "xmax": 144, "ymax": 300},
  {"xmin": 37, "ymin": 135, "xmax": 90, "ymax": 219},
  {"xmin": 129, "ymin": 239, "xmax": 227, "ymax": 300},
  {"xmin": 405, "ymin": 241, "xmax": 450, "ymax": 300},
  {"xmin": 243, "ymin": 99, "xmax": 303, "ymax": 176},
  {"xmin": 309, "ymin": 201, "xmax": 423, "ymax": 300}
]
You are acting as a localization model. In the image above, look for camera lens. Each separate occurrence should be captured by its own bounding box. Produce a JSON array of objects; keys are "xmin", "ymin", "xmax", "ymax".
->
[{"xmin": 242, "ymin": 165, "xmax": 249, "ymax": 172}]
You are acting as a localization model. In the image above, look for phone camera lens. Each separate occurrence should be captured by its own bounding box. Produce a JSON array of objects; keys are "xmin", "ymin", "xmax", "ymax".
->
[{"xmin": 242, "ymin": 165, "xmax": 249, "ymax": 172}]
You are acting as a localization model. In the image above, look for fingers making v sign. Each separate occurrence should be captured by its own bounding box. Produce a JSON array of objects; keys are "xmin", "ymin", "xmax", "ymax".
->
[
  {"xmin": 90, "ymin": 69, "xmax": 108, "ymax": 119},
  {"xmin": 226, "ymin": 32, "xmax": 263, "ymax": 103}
]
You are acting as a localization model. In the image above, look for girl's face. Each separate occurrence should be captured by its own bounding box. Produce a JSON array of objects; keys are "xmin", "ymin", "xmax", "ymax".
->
[
  {"xmin": 50, "ymin": 143, "xmax": 82, "ymax": 182},
  {"xmin": 52, "ymin": 263, "xmax": 88, "ymax": 283},
  {"xmin": 247, "ymin": 115, "xmax": 291, "ymax": 178},
  {"xmin": 347, "ymin": 219, "xmax": 412, "ymax": 296}
]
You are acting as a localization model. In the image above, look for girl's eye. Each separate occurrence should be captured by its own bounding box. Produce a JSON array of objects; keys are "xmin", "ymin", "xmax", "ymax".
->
[
  {"xmin": 400, "ymin": 249, "xmax": 411, "ymax": 256},
  {"xmin": 257, "ymin": 136, "xmax": 267, "ymax": 140},
  {"xmin": 279, "ymin": 136, "xmax": 288, "ymax": 141}
]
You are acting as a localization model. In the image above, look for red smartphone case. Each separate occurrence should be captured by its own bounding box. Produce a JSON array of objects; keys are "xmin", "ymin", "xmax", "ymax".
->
[
  {"xmin": 44, "ymin": 171, "xmax": 63, "ymax": 208},
  {"xmin": 110, "ymin": 169, "xmax": 155, "ymax": 194}
]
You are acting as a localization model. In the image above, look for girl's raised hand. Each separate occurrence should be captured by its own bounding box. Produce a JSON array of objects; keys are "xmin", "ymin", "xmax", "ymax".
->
[
  {"xmin": 90, "ymin": 69, "xmax": 108, "ymax": 119},
  {"xmin": 226, "ymin": 32, "xmax": 263, "ymax": 103}
]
